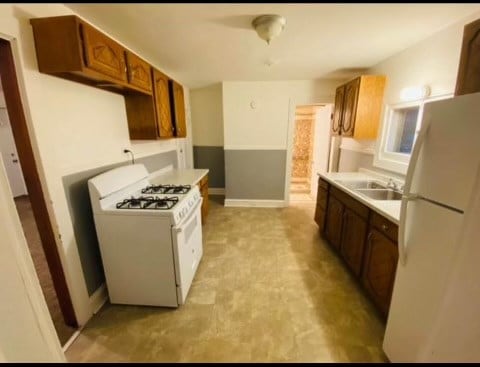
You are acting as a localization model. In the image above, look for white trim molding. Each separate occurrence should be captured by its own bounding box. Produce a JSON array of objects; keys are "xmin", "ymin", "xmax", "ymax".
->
[
  {"xmin": 208, "ymin": 187, "xmax": 225, "ymax": 195},
  {"xmin": 224, "ymin": 199, "xmax": 285, "ymax": 208},
  {"xmin": 223, "ymin": 145, "xmax": 286, "ymax": 150},
  {"xmin": 89, "ymin": 283, "xmax": 108, "ymax": 315}
]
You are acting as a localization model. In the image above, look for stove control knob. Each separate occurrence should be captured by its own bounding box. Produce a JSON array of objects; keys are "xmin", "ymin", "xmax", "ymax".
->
[{"xmin": 182, "ymin": 207, "xmax": 188, "ymax": 216}]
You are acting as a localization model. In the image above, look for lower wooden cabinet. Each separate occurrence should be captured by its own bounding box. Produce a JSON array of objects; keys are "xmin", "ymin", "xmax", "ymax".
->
[
  {"xmin": 314, "ymin": 178, "xmax": 328, "ymax": 231},
  {"xmin": 318, "ymin": 177, "xmax": 399, "ymax": 317},
  {"xmin": 340, "ymin": 208, "xmax": 368, "ymax": 277},
  {"xmin": 324, "ymin": 195, "xmax": 344, "ymax": 250},
  {"xmin": 198, "ymin": 175, "xmax": 209, "ymax": 224},
  {"xmin": 362, "ymin": 228, "xmax": 399, "ymax": 316}
]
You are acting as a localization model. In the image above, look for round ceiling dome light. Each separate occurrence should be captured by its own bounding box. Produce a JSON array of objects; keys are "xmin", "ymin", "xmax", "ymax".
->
[{"xmin": 252, "ymin": 14, "xmax": 286, "ymax": 45}]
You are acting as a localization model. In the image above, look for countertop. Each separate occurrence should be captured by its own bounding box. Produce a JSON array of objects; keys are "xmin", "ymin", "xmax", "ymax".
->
[
  {"xmin": 318, "ymin": 172, "xmax": 401, "ymax": 225},
  {"xmin": 150, "ymin": 168, "xmax": 209, "ymax": 186}
]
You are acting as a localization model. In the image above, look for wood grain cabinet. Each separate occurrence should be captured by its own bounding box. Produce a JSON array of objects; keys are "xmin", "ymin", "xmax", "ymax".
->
[
  {"xmin": 362, "ymin": 226, "xmax": 398, "ymax": 317},
  {"xmin": 320, "ymin": 180, "xmax": 399, "ymax": 317},
  {"xmin": 331, "ymin": 75, "xmax": 386, "ymax": 139},
  {"xmin": 455, "ymin": 18, "xmax": 480, "ymax": 96},
  {"xmin": 198, "ymin": 175, "xmax": 209, "ymax": 224},
  {"xmin": 126, "ymin": 51, "xmax": 152, "ymax": 93},
  {"xmin": 314, "ymin": 178, "xmax": 329, "ymax": 232},
  {"xmin": 169, "ymin": 80, "xmax": 187, "ymax": 138},
  {"xmin": 153, "ymin": 69, "xmax": 174, "ymax": 138}
]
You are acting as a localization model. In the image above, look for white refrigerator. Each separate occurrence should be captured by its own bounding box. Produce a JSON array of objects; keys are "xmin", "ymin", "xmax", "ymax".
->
[{"xmin": 383, "ymin": 92, "xmax": 480, "ymax": 362}]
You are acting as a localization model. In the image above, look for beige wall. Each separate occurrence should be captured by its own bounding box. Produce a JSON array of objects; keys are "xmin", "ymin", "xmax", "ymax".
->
[
  {"xmin": 0, "ymin": 4, "xmax": 191, "ymax": 325},
  {"xmin": 340, "ymin": 9, "xmax": 480, "ymax": 176},
  {"xmin": 190, "ymin": 83, "xmax": 224, "ymax": 146},
  {"xmin": 223, "ymin": 80, "xmax": 339, "ymax": 149}
]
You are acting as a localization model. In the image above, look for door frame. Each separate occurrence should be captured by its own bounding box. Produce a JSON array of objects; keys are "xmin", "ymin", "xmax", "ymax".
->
[
  {"xmin": 284, "ymin": 100, "xmax": 332, "ymax": 205},
  {"xmin": 0, "ymin": 38, "xmax": 77, "ymax": 327}
]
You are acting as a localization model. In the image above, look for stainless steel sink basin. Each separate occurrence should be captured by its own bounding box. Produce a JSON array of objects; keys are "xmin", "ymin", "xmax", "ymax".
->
[
  {"xmin": 335, "ymin": 180, "xmax": 387, "ymax": 190},
  {"xmin": 355, "ymin": 189, "xmax": 403, "ymax": 200}
]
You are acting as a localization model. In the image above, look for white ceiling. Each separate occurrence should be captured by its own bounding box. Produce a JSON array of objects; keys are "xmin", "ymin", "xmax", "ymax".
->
[{"xmin": 66, "ymin": 4, "xmax": 480, "ymax": 89}]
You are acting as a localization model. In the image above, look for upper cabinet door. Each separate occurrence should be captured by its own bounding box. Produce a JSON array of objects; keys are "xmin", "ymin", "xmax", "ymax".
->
[
  {"xmin": 126, "ymin": 52, "xmax": 152, "ymax": 93},
  {"xmin": 152, "ymin": 69, "xmax": 173, "ymax": 138},
  {"xmin": 341, "ymin": 78, "xmax": 360, "ymax": 136},
  {"xmin": 332, "ymin": 85, "xmax": 345, "ymax": 135},
  {"xmin": 170, "ymin": 80, "xmax": 187, "ymax": 138},
  {"xmin": 81, "ymin": 23, "xmax": 127, "ymax": 82}
]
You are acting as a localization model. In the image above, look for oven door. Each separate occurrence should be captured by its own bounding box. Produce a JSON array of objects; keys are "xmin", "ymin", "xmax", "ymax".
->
[{"xmin": 171, "ymin": 199, "xmax": 203, "ymax": 304}]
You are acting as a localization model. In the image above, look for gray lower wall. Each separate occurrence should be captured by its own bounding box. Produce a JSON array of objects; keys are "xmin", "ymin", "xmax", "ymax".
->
[
  {"xmin": 62, "ymin": 150, "xmax": 177, "ymax": 296},
  {"xmin": 225, "ymin": 150, "xmax": 286, "ymax": 200},
  {"xmin": 193, "ymin": 146, "xmax": 225, "ymax": 188}
]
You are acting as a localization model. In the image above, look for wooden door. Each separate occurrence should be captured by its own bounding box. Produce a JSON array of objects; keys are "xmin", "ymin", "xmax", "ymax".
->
[
  {"xmin": 340, "ymin": 208, "xmax": 368, "ymax": 276},
  {"xmin": 152, "ymin": 69, "xmax": 173, "ymax": 138},
  {"xmin": 81, "ymin": 23, "xmax": 127, "ymax": 82},
  {"xmin": 362, "ymin": 228, "xmax": 399, "ymax": 316},
  {"xmin": 341, "ymin": 78, "xmax": 360, "ymax": 137},
  {"xmin": 331, "ymin": 85, "xmax": 344, "ymax": 136},
  {"xmin": 126, "ymin": 51, "xmax": 152, "ymax": 93},
  {"xmin": 455, "ymin": 18, "xmax": 480, "ymax": 96},
  {"xmin": 324, "ymin": 195, "xmax": 344, "ymax": 250},
  {"xmin": 171, "ymin": 80, "xmax": 187, "ymax": 138}
]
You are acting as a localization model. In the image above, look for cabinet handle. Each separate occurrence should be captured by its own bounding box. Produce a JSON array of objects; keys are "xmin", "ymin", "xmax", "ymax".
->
[
  {"xmin": 382, "ymin": 224, "xmax": 389, "ymax": 232},
  {"xmin": 367, "ymin": 231, "xmax": 374, "ymax": 244}
]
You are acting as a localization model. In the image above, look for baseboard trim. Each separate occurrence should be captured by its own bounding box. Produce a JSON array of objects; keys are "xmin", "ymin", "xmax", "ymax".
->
[
  {"xmin": 89, "ymin": 283, "xmax": 108, "ymax": 315},
  {"xmin": 62, "ymin": 329, "xmax": 81, "ymax": 353},
  {"xmin": 208, "ymin": 187, "xmax": 225, "ymax": 195},
  {"xmin": 224, "ymin": 199, "xmax": 286, "ymax": 208}
]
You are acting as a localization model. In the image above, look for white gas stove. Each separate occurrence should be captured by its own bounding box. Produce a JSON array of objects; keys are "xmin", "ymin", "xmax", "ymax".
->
[{"xmin": 88, "ymin": 164, "xmax": 203, "ymax": 307}]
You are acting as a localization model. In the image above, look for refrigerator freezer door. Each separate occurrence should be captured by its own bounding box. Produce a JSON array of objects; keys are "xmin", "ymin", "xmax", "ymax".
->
[
  {"xmin": 406, "ymin": 92, "xmax": 480, "ymax": 212},
  {"xmin": 383, "ymin": 198, "xmax": 463, "ymax": 362}
]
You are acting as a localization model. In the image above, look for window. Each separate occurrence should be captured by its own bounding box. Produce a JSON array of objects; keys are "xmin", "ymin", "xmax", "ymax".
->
[{"xmin": 373, "ymin": 95, "xmax": 451, "ymax": 174}]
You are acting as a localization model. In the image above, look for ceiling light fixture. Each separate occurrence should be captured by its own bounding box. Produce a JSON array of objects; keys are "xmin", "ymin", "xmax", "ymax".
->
[{"xmin": 252, "ymin": 14, "xmax": 286, "ymax": 45}]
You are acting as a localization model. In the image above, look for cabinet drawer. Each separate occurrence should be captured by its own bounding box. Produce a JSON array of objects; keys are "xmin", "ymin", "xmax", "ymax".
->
[
  {"xmin": 330, "ymin": 186, "xmax": 369, "ymax": 219},
  {"xmin": 370, "ymin": 212, "xmax": 398, "ymax": 243}
]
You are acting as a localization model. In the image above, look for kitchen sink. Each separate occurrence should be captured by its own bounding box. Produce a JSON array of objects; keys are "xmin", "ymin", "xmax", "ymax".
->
[
  {"xmin": 355, "ymin": 189, "xmax": 403, "ymax": 200},
  {"xmin": 335, "ymin": 180, "xmax": 387, "ymax": 190}
]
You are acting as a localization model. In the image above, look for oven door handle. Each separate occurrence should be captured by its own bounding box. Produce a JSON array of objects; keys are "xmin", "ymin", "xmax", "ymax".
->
[{"xmin": 174, "ymin": 198, "xmax": 203, "ymax": 232}]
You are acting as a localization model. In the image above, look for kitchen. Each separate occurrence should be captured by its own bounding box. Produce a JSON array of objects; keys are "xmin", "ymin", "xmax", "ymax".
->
[{"xmin": 1, "ymin": 3, "xmax": 480, "ymax": 363}]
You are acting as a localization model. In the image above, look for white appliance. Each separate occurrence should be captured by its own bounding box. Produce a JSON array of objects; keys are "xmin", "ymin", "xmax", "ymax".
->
[
  {"xmin": 383, "ymin": 92, "xmax": 480, "ymax": 362},
  {"xmin": 88, "ymin": 163, "xmax": 203, "ymax": 307}
]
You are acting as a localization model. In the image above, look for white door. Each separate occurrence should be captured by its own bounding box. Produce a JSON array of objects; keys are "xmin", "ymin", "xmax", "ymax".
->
[{"xmin": 0, "ymin": 108, "xmax": 27, "ymax": 197}]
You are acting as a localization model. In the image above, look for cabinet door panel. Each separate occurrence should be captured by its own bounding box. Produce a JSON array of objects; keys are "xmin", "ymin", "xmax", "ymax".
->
[
  {"xmin": 362, "ymin": 229, "xmax": 398, "ymax": 316},
  {"xmin": 170, "ymin": 81, "xmax": 187, "ymax": 138},
  {"xmin": 153, "ymin": 69, "xmax": 173, "ymax": 138},
  {"xmin": 314, "ymin": 204, "xmax": 326, "ymax": 230},
  {"xmin": 324, "ymin": 195, "xmax": 344, "ymax": 250},
  {"xmin": 126, "ymin": 51, "xmax": 152, "ymax": 93},
  {"xmin": 341, "ymin": 78, "xmax": 360, "ymax": 137},
  {"xmin": 81, "ymin": 23, "xmax": 127, "ymax": 82},
  {"xmin": 340, "ymin": 208, "xmax": 368, "ymax": 276},
  {"xmin": 332, "ymin": 86, "xmax": 344, "ymax": 135}
]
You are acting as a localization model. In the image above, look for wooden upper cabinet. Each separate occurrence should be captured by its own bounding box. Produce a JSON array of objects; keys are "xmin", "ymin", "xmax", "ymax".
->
[
  {"xmin": 126, "ymin": 51, "xmax": 152, "ymax": 93},
  {"xmin": 331, "ymin": 75, "xmax": 386, "ymax": 139},
  {"xmin": 81, "ymin": 23, "xmax": 128, "ymax": 82},
  {"xmin": 30, "ymin": 15, "xmax": 150, "ymax": 95},
  {"xmin": 169, "ymin": 80, "xmax": 187, "ymax": 138},
  {"xmin": 332, "ymin": 86, "xmax": 345, "ymax": 136},
  {"xmin": 152, "ymin": 69, "xmax": 174, "ymax": 138},
  {"xmin": 341, "ymin": 78, "xmax": 361, "ymax": 137},
  {"xmin": 455, "ymin": 18, "xmax": 480, "ymax": 96}
]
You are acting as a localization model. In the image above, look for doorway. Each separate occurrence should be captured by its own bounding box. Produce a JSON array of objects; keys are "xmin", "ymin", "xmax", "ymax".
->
[
  {"xmin": 0, "ymin": 38, "xmax": 77, "ymax": 346},
  {"xmin": 287, "ymin": 103, "xmax": 333, "ymax": 204}
]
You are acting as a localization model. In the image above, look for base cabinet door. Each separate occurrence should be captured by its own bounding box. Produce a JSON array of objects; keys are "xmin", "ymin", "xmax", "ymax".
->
[
  {"xmin": 340, "ymin": 208, "xmax": 368, "ymax": 276},
  {"xmin": 361, "ymin": 228, "xmax": 399, "ymax": 316},
  {"xmin": 324, "ymin": 195, "xmax": 344, "ymax": 250}
]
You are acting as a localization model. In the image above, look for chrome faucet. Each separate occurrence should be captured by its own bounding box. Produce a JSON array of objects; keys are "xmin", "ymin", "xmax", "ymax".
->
[{"xmin": 387, "ymin": 178, "xmax": 402, "ymax": 192}]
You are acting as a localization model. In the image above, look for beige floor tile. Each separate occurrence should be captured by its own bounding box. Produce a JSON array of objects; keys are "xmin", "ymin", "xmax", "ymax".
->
[{"xmin": 65, "ymin": 196, "xmax": 386, "ymax": 362}]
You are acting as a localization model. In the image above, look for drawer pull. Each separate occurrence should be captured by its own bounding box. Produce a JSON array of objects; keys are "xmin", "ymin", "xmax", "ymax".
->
[{"xmin": 382, "ymin": 224, "xmax": 389, "ymax": 231}]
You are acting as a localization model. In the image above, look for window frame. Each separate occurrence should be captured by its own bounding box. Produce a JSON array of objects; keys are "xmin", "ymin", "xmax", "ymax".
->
[{"xmin": 373, "ymin": 94, "xmax": 452, "ymax": 175}]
